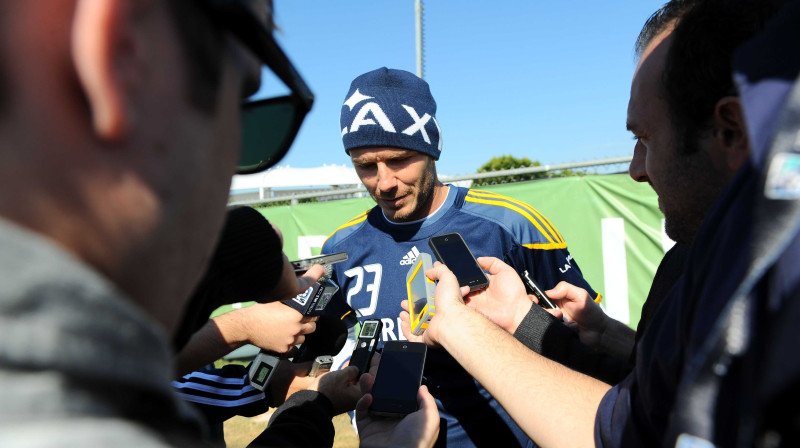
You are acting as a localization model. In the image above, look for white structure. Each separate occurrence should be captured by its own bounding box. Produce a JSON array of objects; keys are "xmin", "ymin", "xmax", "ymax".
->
[{"xmin": 230, "ymin": 164, "xmax": 362, "ymax": 202}]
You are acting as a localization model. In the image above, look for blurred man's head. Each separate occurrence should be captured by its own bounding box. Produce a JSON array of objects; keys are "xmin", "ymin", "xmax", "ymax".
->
[
  {"xmin": 0, "ymin": 0, "xmax": 307, "ymax": 334},
  {"xmin": 340, "ymin": 67, "xmax": 445, "ymax": 222},
  {"xmin": 627, "ymin": 0, "xmax": 786, "ymax": 244}
]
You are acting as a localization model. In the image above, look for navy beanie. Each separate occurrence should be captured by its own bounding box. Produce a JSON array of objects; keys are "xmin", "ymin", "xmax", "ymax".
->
[{"xmin": 340, "ymin": 67, "xmax": 442, "ymax": 160}]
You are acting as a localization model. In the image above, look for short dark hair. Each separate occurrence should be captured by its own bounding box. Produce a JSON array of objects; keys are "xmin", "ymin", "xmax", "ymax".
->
[
  {"xmin": 165, "ymin": 0, "xmax": 227, "ymax": 113},
  {"xmin": 635, "ymin": 0, "xmax": 695, "ymax": 59},
  {"xmin": 651, "ymin": 0, "xmax": 789, "ymax": 154}
]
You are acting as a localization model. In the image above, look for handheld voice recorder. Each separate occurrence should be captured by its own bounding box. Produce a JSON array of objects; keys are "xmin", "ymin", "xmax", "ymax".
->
[{"xmin": 349, "ymin": 319, "xmax": 383, "ymax": 375}]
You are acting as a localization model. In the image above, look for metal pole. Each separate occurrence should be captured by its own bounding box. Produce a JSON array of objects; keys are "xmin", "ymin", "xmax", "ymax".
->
[{"xmin": 415, "ymin": 0, "xmax": 425, "ymax": 79}]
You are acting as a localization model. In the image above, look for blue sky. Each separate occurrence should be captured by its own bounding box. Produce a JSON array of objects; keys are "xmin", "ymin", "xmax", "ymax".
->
[{"xmin": 261, "ymin": 1, "xmax": 666, "ymax": 176}]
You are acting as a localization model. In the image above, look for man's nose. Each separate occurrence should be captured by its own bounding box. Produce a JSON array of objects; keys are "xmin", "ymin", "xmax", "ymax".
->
[
  {"xmin": 376, "ymin": 163, "xmax": 398, "ymax": 193},
  {"xmin": 628, "ymin": 143, "xmax": 648, "ymax": 183}
]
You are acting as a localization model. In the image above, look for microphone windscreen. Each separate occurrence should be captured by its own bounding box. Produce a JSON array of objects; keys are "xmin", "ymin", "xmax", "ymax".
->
[{"xmin": 292, "ymin": 315, "xmax": 348, "ymax": 363}]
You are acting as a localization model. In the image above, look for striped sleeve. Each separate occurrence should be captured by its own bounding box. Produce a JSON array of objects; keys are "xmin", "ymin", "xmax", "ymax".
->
[
  {"xmin": 464, "ymin": 189, "xmax": 566, "ymax": 249},
  {"xmin": 172, "ymin": 364, "xmax": 268, "ymax": 423}
]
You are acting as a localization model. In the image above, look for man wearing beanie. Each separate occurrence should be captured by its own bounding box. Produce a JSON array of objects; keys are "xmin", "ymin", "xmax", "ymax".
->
[{"xmin": 322, "ymin": 67, "xmax": 601, "ymax": 447}]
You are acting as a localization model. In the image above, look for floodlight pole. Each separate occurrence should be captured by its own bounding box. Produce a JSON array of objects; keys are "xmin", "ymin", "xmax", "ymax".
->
[{"xmin": 415, "ymin": 0, "xmax": 425, "ymax": 79}]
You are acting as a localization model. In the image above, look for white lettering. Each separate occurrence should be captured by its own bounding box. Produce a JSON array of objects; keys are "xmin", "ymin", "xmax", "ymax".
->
[
  {"xmin": 344, "ymin": 266, "xmax": 364, "ymax": 309},
  {"xmin": 397, "ymin": 317, "xmax": 407, "ymax": 341},
  {"xmin": 343, "ymin": 88, "xmax": 373, "ymax": 111},
  {"xmin": 400, "ymin": 105, "xmax": 431, "ymax": 144},
  {"xmin": 345, "ymin": 264, "xmax": 382, "ymax": 316},
  {"xmin": 432, "ymin": 116, "xmax": 443, "ymax": 151},
  {"xmin": 349, "ymin": 103, "xmax": 396, "ymax": 134},
  {"xmin": 381, "ymin": 318, "xmax": 397, "ymax": 341},
  {"xmin": 363, "ymin": 264, "xmax": 383, "ymax": 316}
]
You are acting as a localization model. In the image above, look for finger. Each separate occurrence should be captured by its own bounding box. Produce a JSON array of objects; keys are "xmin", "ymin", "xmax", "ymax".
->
[
  {"xmin": 339, "ymin": 365, "xmax": 359, "ymax": 383},
  {"xmin": 359, "ymin": 372, "xmax": 375, "ymax": 395},
  {"xmin": 399, "ymin": 312, "xmax": 412, "ymax": 340},
  {"xmin": 475, "ymin": 256, "xmax": 510, "ymax": 275},
  {"xmin": 355, "ymin": 393, "xmax": 373, "ymax": 423},
  {"xmin": 426, "ymin": 263, "xmax": 459, "ymax": 289},
  {"xmin": 546, "ymin": 307, "xmax": 564, "ymax": 321},
  {"xmin": 417, "ymin": 385, "xmax": 437, "ymax": 414},
  {"xmin": 298, "ymin": 264, "xmax": 325, "ymax": 289},
  {"xmin": 460, "ymin": 285, "xmax": 471, "ymax": 297},
  {"xmin": 368, "ymin": 353, "xmax": 381, "ymax": 376},
  {"xmin": 300, "ymin": 321, "xmax": 317, "ymax": 335},
  {"xmin": 546, "ymin": 281, "xmax": 585, "ymax": 301},
  {"xmin": 400, "ymin": 299, "xmax": 410, "ymax": 312},
  {"xmin": 294, "ymin": 334, "xmax": 305, "ymax": 346}
]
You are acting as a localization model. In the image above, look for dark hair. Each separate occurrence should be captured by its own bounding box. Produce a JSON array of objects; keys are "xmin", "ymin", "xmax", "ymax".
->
[
  {"xmin": 635, "ymin": 0, "xmax": 695, "ymax": 59},
  {"xmin": 655, "ymin": 0, "xmax": 789, "ymax": 154},
  {"xmin": 164, "ymin": 0, "xmax": 227, "ymax": 113}
]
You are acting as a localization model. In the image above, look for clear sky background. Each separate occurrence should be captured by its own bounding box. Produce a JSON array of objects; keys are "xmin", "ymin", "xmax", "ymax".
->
[{"xmin": 261, "ymin": 0, "xmax": 667, "ymax": 177}]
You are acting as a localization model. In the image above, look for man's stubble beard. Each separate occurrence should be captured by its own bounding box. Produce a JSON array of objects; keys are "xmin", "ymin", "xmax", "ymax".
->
[{"xmin": 389, "ymin": 164, "xmax": 437, "ymax": 223}]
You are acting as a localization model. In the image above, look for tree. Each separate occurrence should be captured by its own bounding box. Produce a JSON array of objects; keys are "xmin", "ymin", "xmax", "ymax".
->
[{"xmin": 473, "ymin": 155, "xmax": 583, "ymax": 186}]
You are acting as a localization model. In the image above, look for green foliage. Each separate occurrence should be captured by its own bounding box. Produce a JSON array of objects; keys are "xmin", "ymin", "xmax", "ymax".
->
[{"xmin": 474, "ymin": 155, "xmax": 584, "ymax": 186}]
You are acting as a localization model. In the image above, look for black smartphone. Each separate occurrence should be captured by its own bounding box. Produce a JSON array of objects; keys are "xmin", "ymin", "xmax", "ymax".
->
[
  {"xmin": 370, "ymin": 341, "xmax": 427, "ymax": 417},
  {"xmin": 350, "ymin": 319, "xmax": 383, "ymax": 375},
  {"xmin": 290, "ymin": 252, "xmax": 348, "ymax": 274},
  {"xmin": 522, "ymin": 270, "xmax": 557, "ymax": 309},
  {"xmin": 428, "ymin": 233, "xmax": 489, "ymax": 291}
]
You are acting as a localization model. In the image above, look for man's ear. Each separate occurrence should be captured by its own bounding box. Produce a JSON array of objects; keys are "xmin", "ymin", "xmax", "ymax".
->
[
  {"xmin": 71, "ymin": 0, "xmax": 140, "ymax": 142},
  {"xmin": 712, "ymin": 96, "xmax": 750, "ymax": 173}
]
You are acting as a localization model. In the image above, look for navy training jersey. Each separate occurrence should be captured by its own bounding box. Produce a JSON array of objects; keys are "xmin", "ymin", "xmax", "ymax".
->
[{"xmin": 323, "ymin": 185, "xmax": 599, "ymax": 447}]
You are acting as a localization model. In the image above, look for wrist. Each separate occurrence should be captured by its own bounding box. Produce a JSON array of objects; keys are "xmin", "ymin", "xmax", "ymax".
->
[
  {"xmin": 217, "ymin": 309, "xmax": 250, "ymax": 350},
  {"xmin": 437, "ymin": 304, "xmax": 475, "ymax": 348}
]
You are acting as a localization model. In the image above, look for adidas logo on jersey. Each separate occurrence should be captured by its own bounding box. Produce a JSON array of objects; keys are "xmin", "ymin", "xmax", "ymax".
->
[{"xmin": 400, "ymin": 246, "xmax": 421, "ymax": 265}]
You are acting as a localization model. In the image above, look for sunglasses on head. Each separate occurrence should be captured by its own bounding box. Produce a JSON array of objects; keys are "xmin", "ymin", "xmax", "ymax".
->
[{"xmin": 199, "ymin": 0, "xmax": 314, "ymax": 174}]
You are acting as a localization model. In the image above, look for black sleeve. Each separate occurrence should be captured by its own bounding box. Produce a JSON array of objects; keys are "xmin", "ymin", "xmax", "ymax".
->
[
  {"xmin": 247, "ymin": 391, "xmax": 336, "ymax": 448},
  {"xmin": 513, "ymin": 304, "xmax": 632, "ymax": 385},
  {"xmin": 173, "ymin": 206, "xmax": 284, "ymax": 350}
]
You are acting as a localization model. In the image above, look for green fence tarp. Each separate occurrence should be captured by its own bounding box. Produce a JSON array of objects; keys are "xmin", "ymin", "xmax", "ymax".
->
[{"xmin": 251, "ymin": 174, "xmax": 667, "ymax": 329}]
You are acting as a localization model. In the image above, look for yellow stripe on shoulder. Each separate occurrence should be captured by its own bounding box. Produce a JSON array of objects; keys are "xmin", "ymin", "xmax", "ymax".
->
[
  {"xmin": 523, "ymin": 242, "xmax": 567, "ymax": 250},
  {"xmin": 324, "ymin": 210, "xmax": 370, "ymax": 245},
  {"xmin": 466, "ymin": 190, "xmax": 564, "ymax": 246}
]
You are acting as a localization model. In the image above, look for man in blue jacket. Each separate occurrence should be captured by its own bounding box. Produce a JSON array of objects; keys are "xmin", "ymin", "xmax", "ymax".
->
[{"xmin": 324, "ymin": 67, "xmax": 600, "ymax": 447}]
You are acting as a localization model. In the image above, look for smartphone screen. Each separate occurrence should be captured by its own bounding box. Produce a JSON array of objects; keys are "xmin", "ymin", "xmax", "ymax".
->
[
  {"xmin": 428, "ymin": 233, "xmax": 489, "ymax": 291},
  {"xmin": 370, "ymin": 341, "xmax": 427, "ymax": 416}
]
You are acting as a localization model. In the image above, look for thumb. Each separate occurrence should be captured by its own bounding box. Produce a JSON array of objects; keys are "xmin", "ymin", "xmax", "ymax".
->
[{"xmin": 355, "ymin": 393, "xmax": 373, "ymax": 418}]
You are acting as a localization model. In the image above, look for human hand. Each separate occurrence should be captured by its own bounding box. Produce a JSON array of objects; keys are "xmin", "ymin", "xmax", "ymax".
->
[
  {"xmin": 267, "ymin": 360, "xmax": 315, "ymax": 407},
  {"xmin": 545, "ymin": 282, "xmax": 607, "ymax": 349},
  {"xmin": 263, "ymin": 252, "xmax": 327, "ymax": 303},
  {"xmin": 462, "ymin": 257, "xmax": 533, "ymax": 334},
  {"xmin": 313, "ymin": 366, "xmax": 362, "ymax": 415},
  {"xmin": 233, "ymin": 301, "xmax": 317, "ymax": 354},
  {"xmin": 355, "ymin": 376, "xmax": 440, "ymax": 448}
]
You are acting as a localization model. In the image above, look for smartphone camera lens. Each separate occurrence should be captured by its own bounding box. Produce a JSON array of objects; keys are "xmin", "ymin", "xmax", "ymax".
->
[
  {"xmin": 402, "ymin": 344, "xmax": 408, "ymax": 349},
  {"xmin": 444, "ymin": 238, "xmax": 449, "ymax": 242}
]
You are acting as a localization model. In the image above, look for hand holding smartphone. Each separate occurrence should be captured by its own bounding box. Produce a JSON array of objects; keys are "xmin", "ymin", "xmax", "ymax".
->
[
  {"xmin": 428, "ymin": 233, "xmax": 489, "ymax": 292},
  {"xmin": 369, "ymin": 341, "xmax": 427, "ymax": 417}
]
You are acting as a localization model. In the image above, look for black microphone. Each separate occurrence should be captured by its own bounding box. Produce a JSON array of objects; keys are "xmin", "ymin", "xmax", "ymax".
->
[{"xmin": 292, "ymin": 315, "xmax": 348, "ymax": 363}]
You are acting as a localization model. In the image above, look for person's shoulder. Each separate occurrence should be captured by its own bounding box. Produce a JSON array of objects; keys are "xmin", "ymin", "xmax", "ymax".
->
[
  {"xmin": 460, "ymin": 188, "xmax": 566, "ymax": 249},
  {"xmin": 322, "ymin": 208, "xmax": 376, "ymax": 251}
]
